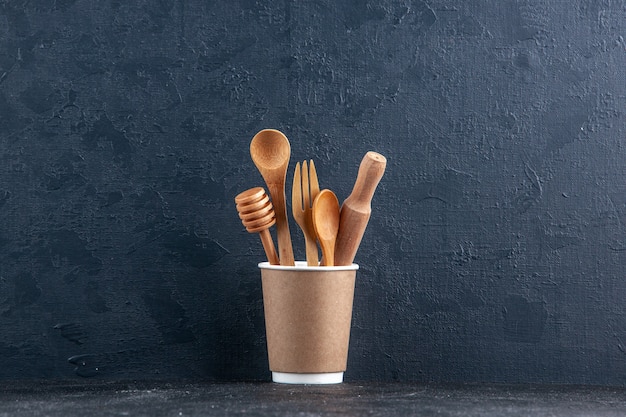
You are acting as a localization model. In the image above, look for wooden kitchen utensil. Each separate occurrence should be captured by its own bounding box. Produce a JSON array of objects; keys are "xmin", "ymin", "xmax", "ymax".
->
[
  {"xmin": 312, "ymin": 189, "xmax": 340, "ymax": 266},
  {"xmin": 292, "ymin": 160, "xmax": 320, "ymax": 266},
  {"xmin": 250, "ymin": 129, "xmax": 295, "ymax": 266},
  {"xmin": 333, "ymin": 151, "xmax": 386, "ymax": 266},
  {"xmin": 235, "ymin": 187, "xmax": 280, "ymax": 265}
]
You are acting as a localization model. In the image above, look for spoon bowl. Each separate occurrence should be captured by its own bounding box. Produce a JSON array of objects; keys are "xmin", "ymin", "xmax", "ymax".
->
[
  {"xmin": 250, "ymin": 131, "xmax": 292, "ymax": 172},
  {"xmin": 312, "ymin": 189, "xmax": 340, "ymax": 266}
]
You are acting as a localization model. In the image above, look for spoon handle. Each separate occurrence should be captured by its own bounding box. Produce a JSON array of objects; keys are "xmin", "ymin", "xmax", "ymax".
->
[
  {"xmin": 334, "ymin": 152, "xmax": 386, "ymax": 266},
  {"xmin": 267, "ymin": 183, "xmax": 295, "ymax": 266}
]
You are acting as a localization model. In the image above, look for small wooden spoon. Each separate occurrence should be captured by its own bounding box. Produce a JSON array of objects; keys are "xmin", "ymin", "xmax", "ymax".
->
[
  {"xmin": 250, "ymin": 129, "xmax": 295, "ymax": 266},
  {"xmin": 312, "ymin": 189, "xmax": 340, "ymax": 266}
]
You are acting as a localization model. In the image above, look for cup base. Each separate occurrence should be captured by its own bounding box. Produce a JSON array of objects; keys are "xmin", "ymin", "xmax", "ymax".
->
[{"xmin": 271, "ymin": 371, "xmax": 344, "ymax": 384}]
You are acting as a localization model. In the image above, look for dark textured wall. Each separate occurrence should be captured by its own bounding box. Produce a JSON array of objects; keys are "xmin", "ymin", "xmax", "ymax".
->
[{"xmin": 0, "ymin": 0, "xmax": 625, "ymax": 384}]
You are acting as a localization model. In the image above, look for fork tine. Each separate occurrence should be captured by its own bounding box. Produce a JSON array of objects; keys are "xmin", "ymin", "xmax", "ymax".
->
[
  {"xmin": 292, "ymin": 161, "xmax": 301, "ymax": 214},
  {"xmin": 309, "ymin": 160, "xmax": 320, "ymax": 202},
  {"xmin": 302, "ymin": 160, "xmax": 310, "ymax": 209}
]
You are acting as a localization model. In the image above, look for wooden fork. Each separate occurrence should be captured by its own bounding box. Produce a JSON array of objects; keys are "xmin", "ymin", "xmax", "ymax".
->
[{"xmin": 292, "ymin": 160, "xmax": 320, "ymax": 266}]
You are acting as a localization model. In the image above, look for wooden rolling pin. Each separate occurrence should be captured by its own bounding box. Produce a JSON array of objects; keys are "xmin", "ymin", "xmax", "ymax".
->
[{"xmin": 334, "ymin": 151, "xmax": 387, "ymax": 266}]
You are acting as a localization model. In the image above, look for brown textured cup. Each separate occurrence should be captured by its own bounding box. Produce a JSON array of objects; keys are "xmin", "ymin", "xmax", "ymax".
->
[{"xmin": 259, "ymin": 261, "xmax": 359, "ymax": 384}]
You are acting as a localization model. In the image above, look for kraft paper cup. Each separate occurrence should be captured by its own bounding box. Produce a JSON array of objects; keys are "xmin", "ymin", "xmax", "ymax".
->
[{"xmin": 259, "ymin": 261, "xmax": 359, "ymax": 384}]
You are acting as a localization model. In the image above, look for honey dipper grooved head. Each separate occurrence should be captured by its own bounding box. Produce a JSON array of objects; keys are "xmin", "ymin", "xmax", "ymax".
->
[{"xmin": 235, "ymin": 187, "xmax": 276, "ymax": 234}]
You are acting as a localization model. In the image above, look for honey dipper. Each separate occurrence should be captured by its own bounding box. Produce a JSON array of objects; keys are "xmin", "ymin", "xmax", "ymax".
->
[{"xmin": 235, "ymin": 187, "xmax": 280, "ymax": 265}]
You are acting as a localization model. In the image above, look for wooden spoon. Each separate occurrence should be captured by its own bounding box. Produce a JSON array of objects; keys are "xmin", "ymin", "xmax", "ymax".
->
[
  {"xmin": 312, "ymin": 189, "xmax": 340, "ymax": 266},
  {"xmin": 250, "ymin": 129, "xmax": 295, "ymax": 266}
]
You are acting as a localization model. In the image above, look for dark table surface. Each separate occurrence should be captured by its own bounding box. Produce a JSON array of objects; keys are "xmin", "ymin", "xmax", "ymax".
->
[{"xmin": 1, "ymin": 380, "xmax": 625, "ymax": 416}]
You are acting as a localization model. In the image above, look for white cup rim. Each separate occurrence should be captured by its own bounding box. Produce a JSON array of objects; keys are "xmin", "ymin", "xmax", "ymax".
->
[{"xmin": 258, "ymin": 261, "xmax": 359, "ymax": 271}]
